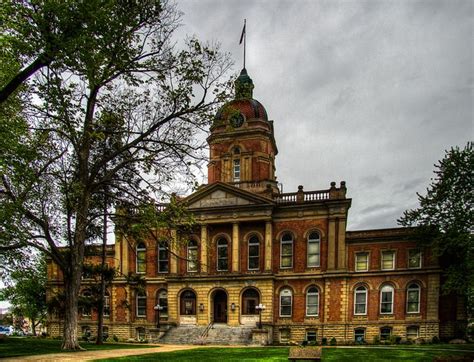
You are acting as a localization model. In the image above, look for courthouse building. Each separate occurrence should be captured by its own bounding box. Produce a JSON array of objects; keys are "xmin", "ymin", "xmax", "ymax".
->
[{"xmin": 47, "ymin": 69, "xmax": 465, "ymax": 344}]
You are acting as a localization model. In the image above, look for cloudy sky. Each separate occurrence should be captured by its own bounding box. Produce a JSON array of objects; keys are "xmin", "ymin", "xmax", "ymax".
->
[{"xmin": 175, "ymin": 0, "xmax": 473, "ymax": 231}]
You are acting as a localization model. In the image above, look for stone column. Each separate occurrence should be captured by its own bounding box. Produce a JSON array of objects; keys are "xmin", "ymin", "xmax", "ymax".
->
[
  {"xmin": 232, "ymin": 222, "xmax": 240, "ymax": 272},
  {"xmin": 337, "ymin": 218, "xmax": 347, "ymax": 270},
  {"xmin": 265, "ymin": 221, "xmax": 273, "ymax": 271},
  {"xmin": 170, "ymin": 229, "xmax": 178, "ymax": 274},
  {"xmin": 200, "ymin": 224, "xmax": 208, "ymax": 273},
  {"xmin": 327, "ymin": 218, "xmax": 337, "ymax": 270}
]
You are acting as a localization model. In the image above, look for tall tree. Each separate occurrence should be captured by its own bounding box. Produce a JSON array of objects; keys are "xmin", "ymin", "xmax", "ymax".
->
[
  {"xmin": 0, "ymin": 256, "xmax": 48, "ymax": 336},
  {"xmin": 0, "ymin": 0, "xmax": 232, "ymax": 350},
  {"xmin": 398, "ymin": 142, "xmax": 474, "ymax": 317}
]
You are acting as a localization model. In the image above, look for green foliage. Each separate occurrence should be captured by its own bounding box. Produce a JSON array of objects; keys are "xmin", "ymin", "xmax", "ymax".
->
[
  {"xmin": 321, "ymin": 337, "xmax": 327, "ymax": 345},
  {"xmin": 372, "ymin": 335, "xmax": 380, "ymax": 344},
  {"xmin": 0, "ymin": 256, "xmax": 47, "ymax": 335},
  {"xmin": 330, "ymin": 337, "xmax": 337, "ymax": 345},
  {"xmin": 398, "ymin": 142, "xmax": 474, "ymax": 316}
]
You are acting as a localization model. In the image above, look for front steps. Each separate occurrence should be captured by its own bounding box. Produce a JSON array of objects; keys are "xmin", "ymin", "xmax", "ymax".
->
[{"xmin": 159, "ymin": 324, "xmax": 254, "ymax": 345}]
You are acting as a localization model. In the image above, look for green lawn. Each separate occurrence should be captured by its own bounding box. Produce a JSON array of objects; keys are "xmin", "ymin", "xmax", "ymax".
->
[
  {"xmin": 0, "ymin": 337, "xmax": 154, "ymax": 358},
  {"xmin": 96, "ymin": 345, "xmax": 474, "ymax": 362}
]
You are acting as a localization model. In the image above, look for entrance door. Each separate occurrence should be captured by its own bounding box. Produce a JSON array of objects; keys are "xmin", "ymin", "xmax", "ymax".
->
[{"xmin": 213, "ymin": 290, "xmax": 227, "ymax": 323}]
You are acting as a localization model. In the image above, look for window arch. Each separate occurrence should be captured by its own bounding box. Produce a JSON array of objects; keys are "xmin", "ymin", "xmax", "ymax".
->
[
  {"xmin": 156, "ymin": 289, "xmax": 168, "ymax": 317},
  {"xmin": 280, "ymin": 233, "xmax": 293, "ymax": 268},
  {"xmin": 136, "ymin": 291, "xmax": 146, "ymax": 317},
  {"xmin": 354, "ymin": 285, "xmax": 368, "ymax": 315},
  {"xmin": 380, "ymin": 284, "xmax": 394, "ymax": 314},
  {"xmin": 306, "ymin": 286, "xmax": 319, "ymax": 316},
  {"xmin": 248, "ymin": 235, "xmax": 260, "ymax": 270},
  {"xmin": 180, "ymin": 290, "xmax": 196, "ymax": 315},
  {"xmin": 242, "ymin": 288, "xmax": 260, "ymax": 315},
  {"xmin": 217, "ymin": 238, "xmax": 229, "ymax": 271},
  {"xmin": 407, "ymin": 283, "xmax": 420, "ymax": 313},
  {"xmin": 187, "ymin": 240, "xmax": 198, "ymax": 272},
  {"xmin": 279, "ymin": 288, "xmax": 293, "ymax": 317},
  {"xmin": 157, "ymin": 242, "xmax": 169, "ymax": 273},
  {"xmin": 307, "ymin": 231, "xmax": 321, "ymax": 267},
  {"xmin": 136, "ymin": 242, "xmax": 146, "ymax": 273}
]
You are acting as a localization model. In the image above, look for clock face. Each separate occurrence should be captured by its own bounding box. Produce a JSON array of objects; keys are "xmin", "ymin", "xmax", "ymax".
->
[{"xmin": 229, "ymin": 112, "xmax": 244, "ymax": 128}]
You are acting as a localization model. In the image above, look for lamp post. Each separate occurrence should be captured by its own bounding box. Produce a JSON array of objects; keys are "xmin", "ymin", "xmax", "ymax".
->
[
  {"xmin": 255, "ymin": 303, "xmax": 266, "ymax": 329},
  {"xmin": 154, "ymin": 304, "xmax": 164, "ymax": 329}
]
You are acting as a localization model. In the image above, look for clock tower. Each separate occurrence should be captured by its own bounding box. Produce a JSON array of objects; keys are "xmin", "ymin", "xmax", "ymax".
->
[{"xmin": 207, "ymin": 68, "xmax": 279, "ymax": 195}]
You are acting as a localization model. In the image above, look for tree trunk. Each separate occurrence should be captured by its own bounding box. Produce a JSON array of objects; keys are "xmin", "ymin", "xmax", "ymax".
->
[
  {"xmin": 31, "ymin": 318, "xmax": 36, "ymax": 336},
  {"xmin": 61, "ymin": 269, "xmax": 82, "ymax": 350}
]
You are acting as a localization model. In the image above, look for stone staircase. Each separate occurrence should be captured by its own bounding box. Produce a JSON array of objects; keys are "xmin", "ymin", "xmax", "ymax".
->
[{"xmin": 159, "ymin": 324, "xmax": 253, "ymax": 345}]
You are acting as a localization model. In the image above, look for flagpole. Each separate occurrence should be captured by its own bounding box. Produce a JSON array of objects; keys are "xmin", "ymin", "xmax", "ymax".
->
[{"xmin": 243, "ymin": 19, "xmax": 246, "ymax": 69}]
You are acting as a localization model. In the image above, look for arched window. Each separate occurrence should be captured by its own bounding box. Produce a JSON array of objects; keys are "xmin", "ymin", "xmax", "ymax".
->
[
  {"xmin": 180, "ymin": 290, "xmax": 196, "ymax": 315},
  {"xmin": 103, "ymin": 290, "xmax": 110, "ymax": 317},
  {"xmin": 242, "ymin": 288, "xmax": 260, "ymax": 315},
  {"xmin": 157, "ymin": 289, "xmax": 168, "ymax": 317},
  {"xmin": 280, "ymin": 233, "xmax": 293, "ymax": 268},
  {"xmin": 279, "ymin": 288, "xmax": 292, "ymax": 317},
  {"xmin": 81, "ymin": 290, "xmax": 92, "ymax": 317},
  {"xmin": 307, "ymin": 232, "xmax": 320, "ymax": 267},
  {"xmin": 158, "ymin": 242, "xmax": 169, "ymax": 273},
  {"xmin": 136, "ymin": 242, "xmax": 146, "ymax": 273},
  {"xmin": 248, "ymin": 235, "xmax": 260, "ymax": 270},
  {"xmin": 354, "ymin": 285, "xmax": 368, "ymax": 315},
  {"xmin": 407, "ymin": 283, "xmax": 420, "ymax": 313},
  {"xmin": 187, "ymin": 240, "xmax": 198, "ymax": 272},
  {"xmin": 217, "ymin": 238, "xmax": 229, "ymax": 271},
  {"xmin": 306, "ymin": 287, "xmax": 319, "ymax": 316},
  {"xmin": 380, "ymin": 285, "xmax": 394, "ymax": 314},
  {"xmin": 136, "ymin": 291, "xmax": 146, "ymax": 317}
]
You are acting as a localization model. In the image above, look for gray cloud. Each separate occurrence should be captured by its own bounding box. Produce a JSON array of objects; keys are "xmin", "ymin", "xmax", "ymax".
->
[{"xmin": 177, "ymin": 0, "xmax": 473, "ymax": 230}]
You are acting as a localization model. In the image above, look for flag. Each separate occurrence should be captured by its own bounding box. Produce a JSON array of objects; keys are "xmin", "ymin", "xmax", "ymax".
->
[{"xmin": 239, "ymin": 21, "xmax": 246, "ymax": 44}]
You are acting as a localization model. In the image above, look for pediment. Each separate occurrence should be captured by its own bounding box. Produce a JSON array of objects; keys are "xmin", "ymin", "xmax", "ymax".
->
[{"xmin": 185, "ymin": 182, "xmax": 273, "ymax": 209}]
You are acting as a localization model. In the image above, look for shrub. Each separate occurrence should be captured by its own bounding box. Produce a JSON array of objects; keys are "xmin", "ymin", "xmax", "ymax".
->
[
  {"xmin": 372, "ymin": 335, "xmax": 380, "ymax": 344},
  {"xmin": 432, "ymin": 336, "xmax": 440, "ymax": 344},
  {"xmin": 321, "ymin": 337, "xmax": 327, "ymax": 345},
  {"xmin": 113, "ymin": 334, "xmax": 119, "ymax": 342},
  {"xmin": 330, "ymin": 337, "xmax": 337, "ymax": 346},
  {"xmin": 389, "ymin": 335, "xmax": 401, "ymax": 344}
]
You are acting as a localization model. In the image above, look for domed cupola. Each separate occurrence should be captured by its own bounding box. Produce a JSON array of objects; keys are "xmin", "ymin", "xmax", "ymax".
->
[
  {"xmin": 207, "ymin": 68, "xmax": 279, "ymax": 195},
  {"xmin": 213, "ymin": 69, "xmax": 269, "ymax": 129}
]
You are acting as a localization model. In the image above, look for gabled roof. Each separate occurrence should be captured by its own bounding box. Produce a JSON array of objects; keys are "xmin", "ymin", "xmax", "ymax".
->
[{"xmin": 183, "ymin": 182, "xmax": 274, "ymax": 210}]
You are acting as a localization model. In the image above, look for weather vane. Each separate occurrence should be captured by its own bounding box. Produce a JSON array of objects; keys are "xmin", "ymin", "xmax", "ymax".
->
[{"xmin": 239, "ymin": 19, "xmax": 246, "ymax": 69}]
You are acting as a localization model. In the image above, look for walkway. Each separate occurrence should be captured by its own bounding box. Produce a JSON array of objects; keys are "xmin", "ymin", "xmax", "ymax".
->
[{"xmin": 2, "ymin": 344, "xmax": 205, "ymax": 362}]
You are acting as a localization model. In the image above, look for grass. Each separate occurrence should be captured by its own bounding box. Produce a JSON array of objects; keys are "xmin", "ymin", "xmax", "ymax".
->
[
  {"xmin": 96, "ymin": 345, "xmax": 474, "ymax": 362},
  {"xmin": 0, "ymin": 337, "xmax": 155, "ymax": 358}
]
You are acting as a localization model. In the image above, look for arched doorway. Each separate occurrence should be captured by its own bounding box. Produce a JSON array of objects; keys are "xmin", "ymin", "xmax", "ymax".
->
[{"xmin": 213, "ymin": 290, "xmax": 227, "ymax": 323}]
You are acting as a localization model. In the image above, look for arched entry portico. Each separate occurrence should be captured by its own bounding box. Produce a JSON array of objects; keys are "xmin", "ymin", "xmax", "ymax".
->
[{"xmin": 212, "ymin": 289, "xmax": 228, "ymax": 323}]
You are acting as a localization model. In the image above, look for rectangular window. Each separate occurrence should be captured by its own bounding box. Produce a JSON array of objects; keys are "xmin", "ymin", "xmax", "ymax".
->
[
  {"xmin": 281, "ymin": 243, "xmax": 293, "ymax": 268},
  {"xmin": 406, "ymin": 326, "xmax": 419, "ymax": 339},
  {"xmin": 354, "ymin": 290, "xmax": 367, "ymax": 315},
  {"xmin": 408, "ymin": 249, "xmax": 422, "ymax": 269},
  {"xmin": 158, "ymin": 244, "xmax": 169, "ymax": 273},
  {"xmin": 380, "ymin": 327, "xmax": 392, "ymax": 340},
  {"xmin": 103, "ymin": 294, "xmax": 110, "ymax": 317},
  {"xmin": 217, "ymin": 244, "xmax": 228, "ymax": 271},
  {"xmin": 280, "ymin": 329, "xmax": 290, "ymax": 343},
  {"xmin": 307, "ymin": 240, "xmax": 320, "ymax": 267},
  {"xmin": 248, "ymin": 244, "xmax": 259, "ymax": 270},
  {"xmin": 381, "ymin": 250, "xmax": 395, "ymax": 270},
  {"xmin": 306, "ymin": 330, "xmax": 317, "ymax": 343},
  {"xmin": 355, "ymin": 252, "xmax": 369, "ymax": 272},
  {"xmin": 233, "ymin": 159, "xmax": 240, "ymax": 181},
  {"xmin": 354, "ymin": 328, "xmax": 365, "ymax": 343},
  {"xmin": 187, "ymin": 247, "xmax": 198, "ymax": 272},
  {"xmin": 137, "ymin": 297, "xmax": 146, "ymax": 317}
]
